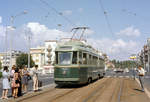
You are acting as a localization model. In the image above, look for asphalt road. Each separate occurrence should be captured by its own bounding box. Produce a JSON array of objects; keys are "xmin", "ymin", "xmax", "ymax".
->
[
  {"xmin": 105, "ymin": 69, "xmax": 150, "ymax": 92},
  {"xmin": 0, "ymin": 73, "xmax": 54, "ymax": 97},
  {"xmin": 1, "ymin": 69, "xmax": 150, "ymax": 98},
  {"xmin": 15, "ymin": 78, "xmax": 150, "ymax": 102}
]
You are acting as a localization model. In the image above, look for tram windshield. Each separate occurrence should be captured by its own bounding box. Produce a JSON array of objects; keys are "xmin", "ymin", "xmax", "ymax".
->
[{"xmin": 59, "ymin": 52, "xmax": 72, "ymax": 64}]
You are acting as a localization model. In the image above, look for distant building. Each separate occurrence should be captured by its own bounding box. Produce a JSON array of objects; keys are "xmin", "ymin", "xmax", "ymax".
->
[
  {"xmin": 30, "ymin": 40, "xmax": 57, "ymax": 74},
  {"xmin": 30, "ymin": 46, "xmax": 45, "ymax": 68},
  {"xmin": 0, "ymin": 50, "xmax": 23, "ymax": 68}
]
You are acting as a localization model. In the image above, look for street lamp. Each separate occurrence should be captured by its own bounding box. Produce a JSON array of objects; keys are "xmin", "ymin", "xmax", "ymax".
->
[
  {"xmin": 5, "ymin": 26, "xmax": 15, "ymax": 66},
  {"xmin": 5, "ymin": 26, "xmax": 8, "ymax": 66},
  {"xmin": 24, "ymin": 28, "xmax": 32, "ymax": 69},
  {"xmin": 9, "ymin": 11, "xmax": 27, "ymax": 69}
]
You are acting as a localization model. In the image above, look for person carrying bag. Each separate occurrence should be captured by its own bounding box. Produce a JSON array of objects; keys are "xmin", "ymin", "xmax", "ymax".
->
[{"xmin": 138, "ymin": 65, "xmax": 145, "ymax": 92}]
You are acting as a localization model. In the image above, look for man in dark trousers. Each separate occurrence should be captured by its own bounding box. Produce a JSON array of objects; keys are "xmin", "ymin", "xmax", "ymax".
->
[{"xmin": 138, "ymin": 65, "xmax": 145, "ymax": 92}]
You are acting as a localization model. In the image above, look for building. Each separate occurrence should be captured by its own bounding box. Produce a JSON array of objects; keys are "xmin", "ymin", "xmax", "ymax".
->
[
  {"xmin": 30, "ymin": 40, "xmax": 57, "ymax": 74},
  {"xmin": 138, "ymin": 38, "xmax": 150, "ymax": 72},
  {"xmin": 0, "ymin": 50, "xmax": 23, "ymax": 68},
  {"xmin": 30, "ymin": 46, "xmax": 45, "ymax": 68}
]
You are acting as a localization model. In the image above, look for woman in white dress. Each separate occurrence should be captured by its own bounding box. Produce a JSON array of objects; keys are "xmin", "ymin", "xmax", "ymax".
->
[{"xmin": 1, "ymin": 66, "xmax": 10, "ymax": 99}]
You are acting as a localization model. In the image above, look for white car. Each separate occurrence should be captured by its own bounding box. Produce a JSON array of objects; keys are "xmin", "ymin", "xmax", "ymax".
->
[{"xmin": 124, "ymin": 68, "xmax": 129, "ymax": 73}]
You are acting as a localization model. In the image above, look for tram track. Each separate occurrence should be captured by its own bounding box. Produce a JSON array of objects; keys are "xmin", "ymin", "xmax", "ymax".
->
[
  {"xmin": 9, "ymin": 78, "xmax": 150, "ymax": 102},
  {"xmin": 107, "ymin": 78, "xmax": 124, "ymax": 102},
  {"xmin": 82, "ymin": 78, "xmax": 113, "ymax": 102},
  {"xmin": 18, "ymin": 78, "xmax": 124, "ymax": 102},
  {"xmin": 82, "ymin": 78, "xmax": 124, "ymax": 102},
  {"xmin": 117, "ymin": 79, "xmax": 124, "ymax": 102},
  {"xmin": 46, "ymin": 78, "xmax": 112, "ymax": 102},
  {"xmin": 49, "ymin": 88, "xmax": 77, "ymax": 102}
]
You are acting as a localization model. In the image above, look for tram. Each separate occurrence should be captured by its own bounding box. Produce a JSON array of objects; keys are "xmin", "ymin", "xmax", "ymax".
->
[{"xmin": 54, "ymin": 39, "xmax": 105, "ymax": 85}]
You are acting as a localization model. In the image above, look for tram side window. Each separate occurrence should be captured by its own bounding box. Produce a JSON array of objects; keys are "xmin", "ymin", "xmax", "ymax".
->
[
  {"xmin": 55, "ymin": 52, "xmax": 58, "ymax": 64},
  {"xmin": 79, "ymin": 52, "xmax": 82, "ymax": 64},
  {"xmin": 93, "ymin": 56, "xmax": 97, "ymax": 65},
  {"xmin": 83, "ymin": 53, "xmax": 87, "ymax": 64},
  {"xmin": 72, "ymin": 51, "xmax": 77, "ymax": 64},
  {"xmin": 89, "ymin": 55, "xmax": 91, "ymax": 64}
]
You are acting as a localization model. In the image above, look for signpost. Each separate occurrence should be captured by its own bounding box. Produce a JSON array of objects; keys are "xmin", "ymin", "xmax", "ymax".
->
[{"xmin": 130, "ymin": 54, "xmax": 137, "ymax": 80}]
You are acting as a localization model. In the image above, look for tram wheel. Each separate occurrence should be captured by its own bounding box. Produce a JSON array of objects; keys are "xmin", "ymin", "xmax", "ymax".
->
[{"xmin": 88, "ymin": 78, "xmax": 92, "ymax": 84}]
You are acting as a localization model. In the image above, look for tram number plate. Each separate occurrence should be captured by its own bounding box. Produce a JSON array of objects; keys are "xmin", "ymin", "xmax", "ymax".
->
[{"xmin": 62, "ymin": 68, "xmax": 68, "ymax": 75}]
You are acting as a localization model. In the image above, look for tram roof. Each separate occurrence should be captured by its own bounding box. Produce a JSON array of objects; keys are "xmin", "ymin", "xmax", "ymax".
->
[{"xmin": 56, "ymin": 40, "xmax": 104, "ymax": 58}]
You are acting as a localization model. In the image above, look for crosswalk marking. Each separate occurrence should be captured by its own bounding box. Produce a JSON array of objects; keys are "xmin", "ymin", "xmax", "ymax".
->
[{"xmin": 105, "ymin": 76, "xmax": 131, "ymax": 78}]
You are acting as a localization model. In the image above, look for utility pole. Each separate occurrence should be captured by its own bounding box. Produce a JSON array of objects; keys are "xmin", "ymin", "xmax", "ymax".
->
[
  {"xmin": 9, "ymin": 11, "xmax": 27, "ymax": 69},
  {"xmin": 28, "ymin": 35, "xmax": 31, "ymax": 69},
  {"xmin": 130, "ymin": 54, "xmax": 136, "ymax": 80},
  {"xmin": 5, "ymin": 26, "xmax": 8, "ymax": 66}
]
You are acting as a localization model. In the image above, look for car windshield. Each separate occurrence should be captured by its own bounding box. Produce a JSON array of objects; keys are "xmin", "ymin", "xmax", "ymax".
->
[{"xmin": 59, "ymin": 52, "xmax": 71, "ymax": 64}]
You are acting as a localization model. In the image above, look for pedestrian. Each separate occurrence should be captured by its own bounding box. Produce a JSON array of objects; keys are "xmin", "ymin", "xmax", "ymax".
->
[
  {"xmin": 11, "ymin": 68, "xmax": 20, "ymax": 98},
  {"xmin": 17, "ymin": 68, "xmax": 22, "ymax": 97},
  {"xmin": 138, "ymin": 65, "xmax": 145, "ymax": 92},
  {"xmin": 32, "ymin": 65, "xmax": 39, "ymax": 92},
  {"xmin": 21, "ymin": 66, "xmax": 29, "ymax": 93},
  {"xmin": 10, "ymin": 65, "xmax": 16, "ymax": 96},
  {"xmin": 1, "ymin": 66, "xmax": 10, "ymax": 99}
]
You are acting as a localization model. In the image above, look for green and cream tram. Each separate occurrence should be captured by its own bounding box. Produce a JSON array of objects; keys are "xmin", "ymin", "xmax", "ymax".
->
[{"xmin": 54, "ymin": 40, "xmax": 105, "ymax": 85}]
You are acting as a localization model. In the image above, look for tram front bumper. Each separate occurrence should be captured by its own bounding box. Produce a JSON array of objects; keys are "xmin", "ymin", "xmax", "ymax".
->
[{"xmin": 55, "ymin": 78, "xmax": 79, "ymax": 81}]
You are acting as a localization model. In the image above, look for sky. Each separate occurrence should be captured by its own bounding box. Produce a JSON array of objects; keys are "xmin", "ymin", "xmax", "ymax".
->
[{"xmin": 0, "ymin": 0, "xmax": 150, "ymax": 60}]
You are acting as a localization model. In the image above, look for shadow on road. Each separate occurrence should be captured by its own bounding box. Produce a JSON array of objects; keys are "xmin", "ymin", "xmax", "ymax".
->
[{"xmin": 134, "ymin": 88, "xmax": 144, "ymax": 92}]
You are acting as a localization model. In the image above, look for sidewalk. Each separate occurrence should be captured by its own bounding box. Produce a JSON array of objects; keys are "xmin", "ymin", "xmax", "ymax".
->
[
  {"xmin": 0, "ymin": 83, "xmax": 56, "ymax": 102},
  {"xmin": 135, "ymin": 77, "xmax": 150, "ymax": 99}
]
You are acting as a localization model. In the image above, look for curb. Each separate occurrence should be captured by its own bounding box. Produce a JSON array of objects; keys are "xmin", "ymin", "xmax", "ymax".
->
[
  {"xmin": 135, "ymin": 78, "xmax": 150, "ymax": 98},
  {"xmin": 0, "ymin": 83, "xmax": 56, "ymax": 102}
]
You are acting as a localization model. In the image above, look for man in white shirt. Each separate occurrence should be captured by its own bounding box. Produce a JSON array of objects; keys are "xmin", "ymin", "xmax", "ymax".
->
[
  {"xmin": 32, "ymin": 65, "xmax": 39, "ymax": 92},
  {"xmin": 138, "ymin": 65, "xmax": 145, "ymax": 92}
]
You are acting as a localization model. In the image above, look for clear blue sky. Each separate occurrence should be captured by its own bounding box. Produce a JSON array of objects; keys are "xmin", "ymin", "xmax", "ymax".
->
[{"xmin": 0, "ymin": 0, "xmax": 150, "ymax": 60}]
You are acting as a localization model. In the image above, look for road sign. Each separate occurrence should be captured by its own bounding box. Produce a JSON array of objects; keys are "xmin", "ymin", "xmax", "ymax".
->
[{"xmin": 130, "ymin": 54, "xmax": 136, "ymax": 59}]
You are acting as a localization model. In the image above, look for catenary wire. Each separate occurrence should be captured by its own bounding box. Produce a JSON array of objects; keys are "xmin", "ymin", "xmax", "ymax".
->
[
  {"xmin": 39, "ymin": 0, "xmax": 76, "ymax": 27},
  {"xmin": 98, "ymin": 0, "xmax": 114, "ymax": 37}
]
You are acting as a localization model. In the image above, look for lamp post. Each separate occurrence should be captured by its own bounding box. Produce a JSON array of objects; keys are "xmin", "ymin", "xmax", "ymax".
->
[
  {"xmin": 5, "ymin": 26, "xmax": 8, "ymax": 66},
  {"xmin": 25, "ymin": 28, "xmax": 31, "ymax": 69},
  {"xmin": 9, "ymin": 11, "xmax": 27, "ymax": 69}
]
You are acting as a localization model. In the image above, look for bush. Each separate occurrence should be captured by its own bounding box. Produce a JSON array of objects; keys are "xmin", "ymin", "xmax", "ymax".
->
[
  {"xmin": 16, "ymin": 53, "xmax": 35, "ymax": 68},
  {"xmin": 0, "ymin": 72, "xmax": 2, "ymax": 78}
]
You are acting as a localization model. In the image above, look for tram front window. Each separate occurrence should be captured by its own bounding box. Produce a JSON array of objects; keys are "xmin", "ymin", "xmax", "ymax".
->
[{"xmin": 59, "ymin": 52, "xmax": 71, "ymax": 64}]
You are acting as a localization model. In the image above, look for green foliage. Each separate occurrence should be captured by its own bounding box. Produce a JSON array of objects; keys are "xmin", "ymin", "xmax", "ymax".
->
[
  {"xmin": 111, "ymin": 59, "xmax": 137, "ymax": 69},
  {"xmin": 0, "ymin": 72, "xmax": 2, "ymax": 78},
  {"xmin": 0, "ymin": 61, "xmax": 2, "ymax": 70},
  {"xmin": 16, "ymin": 53, "xmax": 35, "ymax": 68}
]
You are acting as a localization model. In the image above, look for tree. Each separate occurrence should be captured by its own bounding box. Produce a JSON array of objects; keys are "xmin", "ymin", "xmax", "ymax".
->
[
  {"xmin": 16, "ymin": 53, "xmax": 35, "ymax": 68},
  {"xmin": 0, "ymin": 61, "xmax": 2, "ymax": 70},
  {"xmin": 111, "ymin": 60, "xmax": 137, "ymax": 69}
]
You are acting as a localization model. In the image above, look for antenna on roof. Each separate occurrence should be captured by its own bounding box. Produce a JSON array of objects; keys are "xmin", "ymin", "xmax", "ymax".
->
[{"xmin": 71, "ymin": 27, "xmax": 89, "ymax": 41}]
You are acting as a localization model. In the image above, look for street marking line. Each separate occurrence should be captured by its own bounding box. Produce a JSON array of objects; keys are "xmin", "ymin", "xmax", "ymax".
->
[
  {"xmin": 105, "ymin": 76, "xmax": 111, "ymax": 78},
  {"xmin": 135, "ymin": 78, "xmax": 150, "ymax": 99},
  {"xmin": 125, "ymin": 76, "xmax": 130, "ymax": 78}
]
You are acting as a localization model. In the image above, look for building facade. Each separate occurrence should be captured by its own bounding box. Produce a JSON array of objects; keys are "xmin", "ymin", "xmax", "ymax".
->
[
  {"xmin": 30, "ymin": 40, "xmax": 57, "ymax": 74},
  {"xmin": 138, "ymin": 38, "xmax": 150, "ymax": 72},
  {"xmin": 0, "ymin": 50, "xmax": 23, "ymax": 68}
]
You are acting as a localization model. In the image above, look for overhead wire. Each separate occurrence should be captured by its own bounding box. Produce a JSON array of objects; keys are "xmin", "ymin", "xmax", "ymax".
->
[
  {"xmin": 98, "ymin": 0, "xmax": 114, "ymax": 37},
  {"xmin": 39, "ymin": 0, "xmax": 76, "ymax": 27}
]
